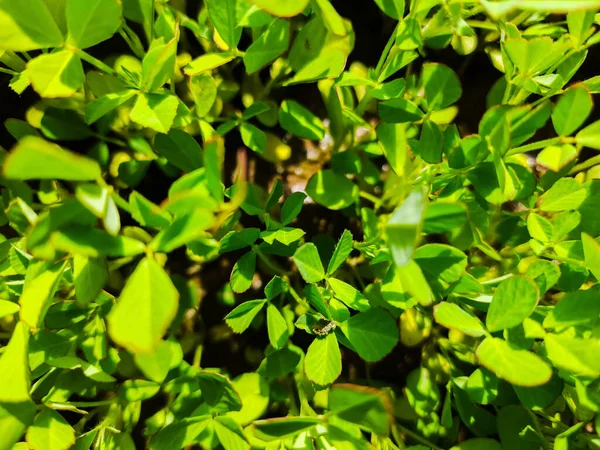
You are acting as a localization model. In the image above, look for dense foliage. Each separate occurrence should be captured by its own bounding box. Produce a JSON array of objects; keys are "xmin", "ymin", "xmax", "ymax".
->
[{"xmin": 2, "ymin": 0, "xmax": 600, "ymax": 449}]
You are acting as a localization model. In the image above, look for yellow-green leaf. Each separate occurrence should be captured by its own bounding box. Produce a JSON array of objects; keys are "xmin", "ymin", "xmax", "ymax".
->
[
  {"xmin": 3, "ymin": 136, "xmax": 101, "ymax": 181},
  {"xmin": 0, "ymin": 0, "xmax": 64, "ymax": 51},
  {"xmin": 27, "ymin": 50, "xmax": 84, "ymax": 98},
  {"xmin": 20, "ymin": 260, "xmax": 67, "ymax": 329},
  {"xmin": 108, "ymin": 257, "xmax": 179, "ymax": 354}
]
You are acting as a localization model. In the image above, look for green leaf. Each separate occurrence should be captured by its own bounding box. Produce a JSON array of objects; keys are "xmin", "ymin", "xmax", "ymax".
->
[
  {"xmin": 293, "ymin": 243, "xmax": 325, "ymax": 283},
  {"xmin": 386, "ymin": 188, "xmax": 427, "ymax": 268},
  {"xmin": 395, "ymin": 18, "xmax": 421, "ymax": 50},
  {"xmin": 266, "ymin": 304, "xmax": 290, "ymax": 349},
  {"xmin": 482, "ymin": 0, "xmax": 600, "ymax": 16},
  {"xmin": 545, "ymin": 333, "xmax": 600, "ymax": 377},
  {"xmin": 486, "ymin": 276, "xmax": 539, "ymax": 332},
  {"xmin": 154, "ymin": 129, "xmax": 203, "ymax": 172},
  {"xmin": 189, "ymin": 73, "xmax": 217, "ymax": 118},
  {"xmin": 0, "ymin": 0, "xmax": 64, "ymax": 51},
  {"xmin": 73, "ymin": 255, "xmax": 107, "ymax": 305},
  {"xmin": 306, "ymin": 169, "xmax": 359, "ymax": 210},
  {"xmin": 248, "ymin": 0, "xmax": 309, "ymax": 17},
  {"xmin": 378, "ymin": 97, "xmax": 424, "ymax": 123},
  {"xmin": 433, "ymin": 302, "xmax": 486, "ymax": 337},
  {"xmin": 328, "ymin": 384, "xmax": 392, "ymax": 435},
  {"xmin": 197, "ymin": 370, "xmax": 242, "ymax": 411},
  {"xmin": 239, "ymin": 122, "xmax": 266, "ymax": 153},
  {"xmin": 466, "ymin": 368, "xmax": 498, "ymax": 405},
  {"xmin": 551, "ymin": 86, "xmax": 592, "ymax": 136},
  {"xmin": 149, "ymin": 418, "xmax": 211, "ymax": 450},
  {"xmin": 230, "ymin": 251, "xmax": 257, "ymax": 293},
  {"xmin": 422, "ymin": 63, "xmax": 462, "ymax": 111},
  {"xmin": 243, "ymin": 18, "xmax": 290, "ymax": 74},
  {"xmin": 576, "ymin": 119, "xmax": 600, "ymax": 149},
  {"xmin": 406, "ymin": 366, "xmax": 440, "ymax": 416},
  {"xmin": 304, "ymin": 333, "xmax": 341, "ymax": 385},
  {"xmin": 377, "ymin": 122, "xmax": 407, "ymax": 176},
  {"xmin": 527, "ymin": 213, "xmax": 553, "ymax": 242},
  {"xmin": 252, "ymin": 417, "xmax": 322, "ymax": 441},
  {"xmin": 373, "ymin": 0, "xmax": 404, "ymax": 19},
  {"xmin": 286, "ymin": 16, "xmax": 353, "ymax": 84},
  {"xmin": 258, "ymin": 347, "xmax": 301, "ymax": 378},
  {"xmin": 26, "ymin": 409, "xmax": 76, "ymax": 450},
  {"xmin": 134, "ymin": 340, "xmax": 180, "ymax": 383},
  {"xmin": 450, "ymin": 439, "xmax": 502, "ymax": 450},
  {"xmin": 219, "ymin": 229, "xmax": 260, "ymax": 253},
  {"xmin": 225, "ymin": 300, "xmax": 267, "ymax": 333},
  {"xmin": 85, "ymin": 90, "xmax": 137, "ymax": 125},
  {"xmin": 476, "ymin": 337, "xmax": 552, "ymax": 387},
  {"xmin": 108, "ymin": 257, "xmax": 179, "ymax": 354},
  {"xmin": 150, "ymin": 209, "xmax": 214, "ymax": 252},
  {"xmin": 328, "ymin": 278, "xmax": 370, "ymax": 311},
  {"xmin": 582, "ymin": 232, "xmax": 600, "ymax": 280},
  {"xmin": 315, "ymin": 0, "xmax": 346, "ymax": 36},
  {"xmin": 50, "ymin": 227, "xmax": 146, "ymax": 258},
  {"xmin": 279, "ymin": 100, "xmax": 325, "ymax": 140},
  {"xmin": 414, "ymin": 243, "xmax": 467, "ymax": 285},
  {"xmin": 513, "ymin": 374, "xmax": 564, "ymax": 410},
  {"xmin": 281, "ymin": 192, "xmax": 307, "ymax": 226},
  {"xmin": 207, "ymin": 0, "xmax": 241, "ymax": 49},
  {"xmin": 3, "ymin": 136, "xmax": 101, "ymax": 181},
  {"xmin": 526, "ymin": 260, "xmax": 560, "ymax": 294},
  {"xmin": 539, "ymin": 178, "xmax": 587, "ymax": 212},
  {"xmin": 66, "ymin": 0, "xmax": 122, "ymax": 49},
  {"xmin": 130, "ymin": 92, "xmax": 179, "ymax": 134},
  {"xmin": 0, "ymin": 300, "xmax": 19, "ymax": 319},
  {"xmin": 327, "ymin": 229, "xmax": 353, "ymax": 275},
  {"xmin": 543, "ymin": 286, "xmax": 600, "ymax": 329},
  {"xmin": 129, "ymin": 191, "xmax": 172, "ymax": 229},
  {"xmin": 420, "ymin": 119, "xmax": 443, "ymax": 163},
  {"xmin": 185, "ymin": 52, "xmax": 237, "ymax": 76},
  {"xmin": 536, "ymin": 144, "xmax": 577, "ymax": 173},
  {"xmin": 20, "ymin": 260, "xmax": 66, "ymax": 329},
  {"xmin": 214, "ymin": 416, "xmax": 249, "ymax": 450},
  {"xmin": 141, "ymin": 28, "xmax": 179, "ymax": 92},
  {"xmin": 304, "ymin": 285, "xmax": 331, "ymax": 318},
  {"xmin": 423, "ymin": 203, "xmax": 467, "ymax": 234},
  {"xmin": 28, "ymin": 50, "xmax": 84, "ymax": 98},
  {"xmin": 340, "ymin": 308, "xmax": 399, "ymax": 362},
  {"xmin": 497, "ymin": 405, "xmax": 540, "ymax": 450},
  {"xmin": 228, "ymin": 373, "xmax": 270, "ymax": 425},
  {"xmin": 452, "ymin": 380, "xmax": 497, "ymax": 437},
  {"xmin": 118, "ymin": 380, "xmax": 161, "ymax": 402},
  {"xmin": 0, "ymin": 322, "xmax": 36, "ymax": 450}
]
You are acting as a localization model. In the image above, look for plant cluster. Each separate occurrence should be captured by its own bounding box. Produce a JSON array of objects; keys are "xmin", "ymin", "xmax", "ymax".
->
[{"xmin": 1, "ymin": 0, "xmax": 600, "ymax": 449}]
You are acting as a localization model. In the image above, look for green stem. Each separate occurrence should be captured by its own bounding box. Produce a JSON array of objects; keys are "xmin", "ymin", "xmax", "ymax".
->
[
  {"xmin": 78, "ymin": 50, "xmax": 115, "ymax": 75},
  {"xmin": 59, "ymin": 399, "xmax": 116, "ymax": 408},
  {"xmin": 355, "ymin": 91, "xmax": 374, "ymax": 116},
  {"xmin": 481, "ymin": 273, "xmax": 514, "ymax": 285},
  {"xmin": 506, "ymin": 137, "xmax": 566, "ymax": 156},
  {"xmin": 118, "ymin": 29, "xmax": 145, "ymax": 60},
  {"xmin": 375, "ymin": 21, "xmax": 400, "ymax": 77},
  {"xmin": 0, "ymin": 67, "xmax": 18, "ymax": 76},
  {"xmin": 30, "ymin": 367, "xmax": 62, "ymax": 396},
  {"xmin": 569, "ymin": 153, "xmax": 600, "ymax": 175},
  {"xmin": 21, "ymin": 51, "xmax": 32, "ymax": 61},
  {"xmin": 466, "ymin": 20, "xmax": 497, "ymax": 31},
  {"xmin": 44, "ymin": 402, "xmax": 88, "ymax": 415},
  {"xmin": 122, "ymin": 24, "xmax": 147, "ymax": 57},
  {"xmin": 359, "ymin": 191, "xmax": 382, "ymax": 208},
  {"xmin": 256, "ymin": 249, "xmax": 290, "ymax": 276},
  {"xmin": 394, "ymin": 424, "xmax": 444, "ymax": 450}
]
